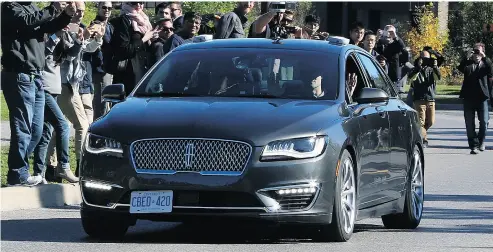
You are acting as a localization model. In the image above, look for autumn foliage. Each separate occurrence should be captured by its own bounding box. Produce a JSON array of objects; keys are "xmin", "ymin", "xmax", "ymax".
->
[{"xmin": 407, "ymin": 3, "xmax": 451, "ymax": 79}]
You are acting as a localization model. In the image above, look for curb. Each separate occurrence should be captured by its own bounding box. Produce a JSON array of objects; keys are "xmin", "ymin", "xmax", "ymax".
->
[{"xmin": 1, "ymin": 183, "xmax": 81, "ymax": 211}]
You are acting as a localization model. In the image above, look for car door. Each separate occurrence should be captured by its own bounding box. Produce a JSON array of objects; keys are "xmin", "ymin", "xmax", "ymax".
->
[
  {"xmin": 345, "ymin": 52, "xmax": 392, "ymax": 208},
  {"xmin": 356, "ymin": 52, "xmax": 407, "ymax": 201}
]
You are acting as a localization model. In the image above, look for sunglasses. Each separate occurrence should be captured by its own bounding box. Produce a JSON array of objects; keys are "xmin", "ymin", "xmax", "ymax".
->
[
  {"xmin": 101, "ymin": 6, "xmax": 112, "ymax": 11},
  {"xmin": 130, "ymin": 2, "xmax": 144, "ymax": 6},
  {"xmin": 161, "ymin": 27, "xmax": 174, "ymax": 32}
]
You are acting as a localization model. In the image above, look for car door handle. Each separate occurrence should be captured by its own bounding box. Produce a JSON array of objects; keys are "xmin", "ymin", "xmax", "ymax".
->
[
  {"xmin": 375, "ymin": 107, "xmax": 386, "ymax": 118},
  {"xmin": 398, "ymin": 106, "xmax": 408, "ymax": 116}
]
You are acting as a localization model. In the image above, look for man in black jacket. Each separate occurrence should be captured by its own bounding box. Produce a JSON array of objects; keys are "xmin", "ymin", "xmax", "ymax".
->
[
  {"xmin": 1, "ymin": 2, "xmax": 76, "ymax": 186},
  {"xmin": 214, "ymin": 2, "xmax": 254, "ymax": 39},
  {"xmin": 458, "ymin": 43, "xmax": 493, "ymax": 154},
  {"xmin": 408, "ymin": 50, "xmax": 442, "ymax": 147}
]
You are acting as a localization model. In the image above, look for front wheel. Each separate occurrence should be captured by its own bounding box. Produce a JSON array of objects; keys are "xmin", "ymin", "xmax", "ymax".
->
[
  {"xmin": 316, "ymin": 149, "xmax": 356, "ymax": 242},
  {"xmin": 382, "ymin": 146, "xmax": 424, "ymax": 229},
  {"xmin": 81, "ymin": 209, "xmax": 130, "ymax": 240}
]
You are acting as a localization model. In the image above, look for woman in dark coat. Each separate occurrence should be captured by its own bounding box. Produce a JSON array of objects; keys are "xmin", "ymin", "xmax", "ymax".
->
[{"xmin": 107, "ymin": 2, "xmax": 156, "ymax": 95}]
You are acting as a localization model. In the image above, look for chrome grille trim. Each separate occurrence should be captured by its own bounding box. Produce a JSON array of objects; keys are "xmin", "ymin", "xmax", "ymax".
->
[{"xmin": 130, "ymin": 138, "xmax": 253, "ymax": 176}]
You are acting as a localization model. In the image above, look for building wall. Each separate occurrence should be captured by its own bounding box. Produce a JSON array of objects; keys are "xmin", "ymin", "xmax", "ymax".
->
[{"xmin": 437, "ymin": 2, "xmax": 449, "ymax": 36}]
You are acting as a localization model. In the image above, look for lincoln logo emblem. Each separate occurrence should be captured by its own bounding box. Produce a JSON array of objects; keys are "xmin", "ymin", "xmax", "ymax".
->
[{"xmin": 184, "ymin": 143, "xmax": 195, "ymax": 168}]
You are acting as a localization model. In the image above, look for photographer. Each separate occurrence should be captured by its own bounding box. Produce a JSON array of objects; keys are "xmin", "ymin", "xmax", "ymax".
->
[
  {"xmin": 458, "ymin": 43, "xmax": 493, "ymax": 154},
  {"xmin": 248, "ymin": 3, "xmax": 302, "ymax": 39},
  {"xmin": 376, "ymin": 25, "xmax": 407, "ymax": 83},
  {"xmin": 408, "ymin": 49, "xmax": 442, "ymax": 147},
  {"xmin": 302, "ymin": 14, "xmax": 329, "ymax": 40}
]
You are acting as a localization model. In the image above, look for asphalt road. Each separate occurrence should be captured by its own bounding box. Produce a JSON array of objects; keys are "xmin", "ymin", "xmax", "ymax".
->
[{"xmin": 2, "ymin": 110, "xmax": 493, "ymax": 252}]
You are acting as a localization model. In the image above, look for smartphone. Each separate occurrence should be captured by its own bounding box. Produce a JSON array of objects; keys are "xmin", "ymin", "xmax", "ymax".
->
[
  {"xmin": 68, "ymin": 23, "xmax": 80, "ymax": 33},
  {"xmin": 49, "ymin": 33, "xmax": 60, "ymax": 44}
]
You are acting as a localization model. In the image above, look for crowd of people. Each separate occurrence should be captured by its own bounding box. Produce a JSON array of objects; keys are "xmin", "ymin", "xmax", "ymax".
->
[{"xmin": 1, "ymin": 1, "xmax": 491, "ymax": 186}]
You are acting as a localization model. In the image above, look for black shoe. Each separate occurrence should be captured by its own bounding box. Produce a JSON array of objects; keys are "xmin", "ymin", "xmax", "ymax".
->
[
  {"xmin": 45, "ymin": 165, "xmax": 63, "ymax": 183},
  {"xmin": 470, "ymin": 148, "xmax": 479, "ymax": 155},
  {"xmin": 423, "ymin": 140, "xmax": 429, "ymax": 148}
]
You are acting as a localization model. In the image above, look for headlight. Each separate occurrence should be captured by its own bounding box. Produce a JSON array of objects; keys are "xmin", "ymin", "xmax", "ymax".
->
[
  {"xmin": 261, "ymin": 136, "xmax": 327, "ymax": 161},
  {"xmin": 84, "ymin": 133, "xmax": 123, "ymax": 155}
]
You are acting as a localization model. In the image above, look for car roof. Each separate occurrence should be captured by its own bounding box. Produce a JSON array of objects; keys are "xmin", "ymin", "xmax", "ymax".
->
[{"xmin": 173, "ymin": 38, "xmax": 360, "ymax": 54}]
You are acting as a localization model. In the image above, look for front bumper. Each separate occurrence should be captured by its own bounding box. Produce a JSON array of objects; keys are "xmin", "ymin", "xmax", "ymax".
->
[{"xmin": 80, "ymin": 146, "xmax": 339, "ymax": 225}]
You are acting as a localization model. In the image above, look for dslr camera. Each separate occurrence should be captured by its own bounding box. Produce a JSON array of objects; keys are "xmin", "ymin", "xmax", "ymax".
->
[
  {"xmin": 269, "ymin": 1, "xmax": 296, "ymax": 13},
  {"xmin": 269, "ymin": 1, "xmax": 297, "ymax": 39}
]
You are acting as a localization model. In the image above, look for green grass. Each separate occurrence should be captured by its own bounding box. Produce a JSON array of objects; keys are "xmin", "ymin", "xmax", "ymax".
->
[
  {"xmin": 1, "ymin": 93, "xmax": 9, "ymax": 121},
  {"xmin": 436, "ymin": 85, "xmax": 461, "ymax": 96},
  {"xmin": 403, "ymin": 84, "xmax": 461, "ymax": 96},
  {"xmin": 1, "ymin": 139, "xmax": 78, "ymax": 187}
]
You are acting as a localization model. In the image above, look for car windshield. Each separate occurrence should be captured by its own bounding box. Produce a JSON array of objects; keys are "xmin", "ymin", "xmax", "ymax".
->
[{"xmin": 134, "ymin": 48, "xmax": 339, "ymax": 100}]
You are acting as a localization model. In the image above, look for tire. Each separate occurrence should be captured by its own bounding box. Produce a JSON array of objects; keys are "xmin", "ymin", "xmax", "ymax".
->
[
  {"xmin": 316, "ymin": 149, "xmax": 356, "ymax": 242},
  {"xmin": 81, "ymin": 209, "xmax": 130, "ymax": 240},
  {"xmin": 382, "ymin": 146, "xmax": 424, "ymax": 229}
]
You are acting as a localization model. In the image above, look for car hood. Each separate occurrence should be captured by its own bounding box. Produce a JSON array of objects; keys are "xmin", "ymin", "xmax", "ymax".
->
[{"xmin": 91, "ymin": 97, "xmax": 342, "ymax": 146}]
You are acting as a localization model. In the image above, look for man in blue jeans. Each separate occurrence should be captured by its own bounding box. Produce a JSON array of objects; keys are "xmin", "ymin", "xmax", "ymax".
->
[
  {"xmin": 458, "ymin": 43, "xmax": 493, "ymax": 154},
  {"xmin": 1, "ymin": 2, "xmax": 76, "ymax": 186}
]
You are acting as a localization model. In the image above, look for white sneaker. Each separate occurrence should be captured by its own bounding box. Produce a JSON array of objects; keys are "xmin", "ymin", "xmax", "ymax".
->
[
  {"xmin": 16, "ymin": 168, "xmax": 42, "ymax": 186},
  {"xmin": 25, "ymin": 175, "xmax": 43, "ymax": 186},
  {"xmin": 41, "ymin": 178, "xmax": 48, "ymax": 185}
]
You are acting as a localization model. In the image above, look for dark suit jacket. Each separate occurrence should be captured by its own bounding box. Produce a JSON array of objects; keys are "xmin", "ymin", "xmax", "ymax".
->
[{"xmin": 458, "ymin": 57, "xmax": 493, "ymax": 101}]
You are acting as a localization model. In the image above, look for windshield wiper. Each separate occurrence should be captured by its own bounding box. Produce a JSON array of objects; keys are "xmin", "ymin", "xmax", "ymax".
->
[{"xmin": 134, "ymin": 92, "xmax": 201, "ymax": 97}]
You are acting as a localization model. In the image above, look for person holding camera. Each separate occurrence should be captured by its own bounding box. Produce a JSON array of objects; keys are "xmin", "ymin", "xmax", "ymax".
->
[
  {"xmin": 302, "ymin": 14, "xmax": 329, "ymax": 40},
  {"xmin": 408, "ymin": 49, "xmax": 442, "ymax": 147},
  {"xmin": 458, "ymin": 43, "xmax": 493, "ymax": 154},
  {"xmin": 248, "ymin": 3, "xmax": 302, "ymax": 39},
  {"xmin": 376, "ymin": 25, "xmax": 407, "ymax": 84}
]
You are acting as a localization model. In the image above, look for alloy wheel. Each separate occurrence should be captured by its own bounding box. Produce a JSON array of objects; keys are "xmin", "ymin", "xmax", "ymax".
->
[
  {"xmin": 411, "ymin": 151, "xmax": 424, "ymax": 220},
  {"xmin": 340, "ymin": 158, "xmax": 356, "ymax": 234}
]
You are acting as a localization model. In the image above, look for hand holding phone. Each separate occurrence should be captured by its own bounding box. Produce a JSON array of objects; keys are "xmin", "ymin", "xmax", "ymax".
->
[{"xmin": 68, "ymin": 23, "xmax": 80, "ymax": 33}]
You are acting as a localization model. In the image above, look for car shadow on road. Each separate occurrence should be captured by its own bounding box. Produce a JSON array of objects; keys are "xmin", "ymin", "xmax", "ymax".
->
[{"xmin": 0, "ymin": 217, "xmax": 332, "ymax": 244}]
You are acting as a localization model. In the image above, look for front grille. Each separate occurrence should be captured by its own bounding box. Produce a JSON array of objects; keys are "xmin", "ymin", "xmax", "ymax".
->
[{"xmin": 130, "ymin": 138, "xmax": 252, "ymax": 174}]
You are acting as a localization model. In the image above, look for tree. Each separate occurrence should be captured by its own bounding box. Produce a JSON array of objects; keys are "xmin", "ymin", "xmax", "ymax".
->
[
  {"xmin": 407, "ymin": 3, "xmax": 450, "ymax": 79},
  {"xmin": 448, "ymin": 2, "xmax": 493, "ymax": 59}
]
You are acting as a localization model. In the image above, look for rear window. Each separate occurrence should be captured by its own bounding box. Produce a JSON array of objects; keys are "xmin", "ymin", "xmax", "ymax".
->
[{"xmin": 134, "ymin": 48, "xmax": 340, "ymax": 100}]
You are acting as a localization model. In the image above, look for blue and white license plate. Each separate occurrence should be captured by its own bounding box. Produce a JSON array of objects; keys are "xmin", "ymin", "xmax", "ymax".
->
[{"xmin": 129, "ymin": 191, "xmax": 173, "ymax": 214}]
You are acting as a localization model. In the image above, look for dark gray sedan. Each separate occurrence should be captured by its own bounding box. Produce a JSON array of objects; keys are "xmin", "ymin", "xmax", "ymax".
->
[{"xmin": 80, "ymin": 38, "xmax": 425, "ymax": 242}]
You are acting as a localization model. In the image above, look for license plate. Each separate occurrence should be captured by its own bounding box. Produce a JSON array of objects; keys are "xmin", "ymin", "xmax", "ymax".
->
[{"xmin": 129, "ymin": 191, "xmax": 173, "ymax": 214}]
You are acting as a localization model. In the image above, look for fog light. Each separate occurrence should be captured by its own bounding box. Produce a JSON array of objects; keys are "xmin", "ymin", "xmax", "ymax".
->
[
  {"xmin": 276, "ymin": 186, "xmax": 317, "ymax": 195},
  {"xmin": 84, "ymin": 181, "xmax": 112, "ymax": 190}
]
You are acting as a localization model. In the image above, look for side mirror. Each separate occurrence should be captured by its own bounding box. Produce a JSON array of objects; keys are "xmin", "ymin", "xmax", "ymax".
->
[
  {"xmin": 354, "ymin": 87, "xmax": 389, "ymax": 104},
  {"xmin": 102, "ymin": 84, "xmax": 125, "ymax": 103}
]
